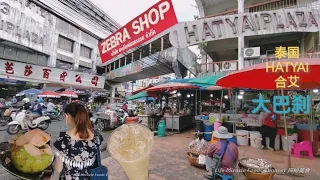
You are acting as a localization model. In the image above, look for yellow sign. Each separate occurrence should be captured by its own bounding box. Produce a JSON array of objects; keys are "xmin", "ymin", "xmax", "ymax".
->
[
  {"xmin": 288, "ymin": 47, "xmax": 299, "ymax": 58},
  {"xmin": 275, "ymin": 75, "xmax": 287, "ymax": 88},
  {"xmin": 274, "ymin": 46, "xmax": 299, "ymax": 59}
]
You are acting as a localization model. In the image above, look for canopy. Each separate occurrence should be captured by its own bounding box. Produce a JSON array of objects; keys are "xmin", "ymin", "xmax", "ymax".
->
[
  {"xmin": 38, "ymin": 91, "xmax": 61, "ymax": 98},
  {"xmin": 146, "ymin": 82, "xmax": 199, "ymax": 92},
  {"xmin": 188, "ymin": 73, "xmax": 225, "ymax": 86},
  {"xmin": 127, "ymin": 91, "xmax": 156, "ymax": 101},
  {"xmin": 205, "ymin": 86, "xmax": 224, "ymax": 91},
  {"xmin": 132, "ymin": 84, "xmax": 153, "ymax": 95},
  {"xmin": 216, "ymin": 58, "xmax": 320, "ymax": 90},
  {"xmin": 60, "ymin": 90, "xmax": 78, "ymax": 98},
  {"xmin": 16, "ymin": 88, "xmax": 41, "ymax": 96}
]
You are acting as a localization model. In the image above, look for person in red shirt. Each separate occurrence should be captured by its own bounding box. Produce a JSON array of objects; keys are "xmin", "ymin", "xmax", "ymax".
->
[
  {"xmin": 121, "ymin": 102, "xmax": 128, "ymax": 112},
  {"xmin": 260, "ymin": 100, "xmax": 279, "ymax": 151}
]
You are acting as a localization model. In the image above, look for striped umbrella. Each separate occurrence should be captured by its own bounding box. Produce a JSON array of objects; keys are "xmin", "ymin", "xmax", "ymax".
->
[
  {"xmin": 38, "ymin": 91, "xmax": 61, "ymax": 98},
  {"xmin": 60, "ymin": 90, "xmax": 78, "ymax": 98}
]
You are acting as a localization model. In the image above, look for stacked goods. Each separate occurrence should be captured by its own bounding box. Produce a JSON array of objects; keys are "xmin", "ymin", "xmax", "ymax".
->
[
  {"xmin": 9, "ymin": 129, "xmax": 53, "ymax": 173},
  {"xmin": 187, "ymin": 138, "xmax": 208, "ymax": 168},
  {"xmin": 238, "ymin": 158, "xmax": 275, "ymax": 180}
]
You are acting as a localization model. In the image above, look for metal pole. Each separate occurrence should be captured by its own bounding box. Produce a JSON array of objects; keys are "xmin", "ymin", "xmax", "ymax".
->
[
  {"xmin": 219, "ymin": 90, "xmax": 223, "ymax": 120},
  {"xmin": 309, "ymin": 91, "xmax": 313, "ymax": 143},
  {"xmin": 281, "ymin": 89, "xmax": 291, "ymax": 169},
  {"xmin": 238, "ymin": 0, "xmax": 245, "ymax": 70}
]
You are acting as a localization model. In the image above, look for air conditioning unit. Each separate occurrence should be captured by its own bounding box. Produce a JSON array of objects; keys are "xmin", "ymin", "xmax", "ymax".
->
[
  {"xmin": 221, "ymin": 61, "xmax": 237, "ymax": 71},
  {"xmin": 244, "ymin": 47, "xmax": 260, "ymax": 58}
]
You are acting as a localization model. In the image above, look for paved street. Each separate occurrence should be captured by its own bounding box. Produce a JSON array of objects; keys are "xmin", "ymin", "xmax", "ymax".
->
[{"xmin": 0, "ymin": 120, "xmax": 112, "ymax": 179}]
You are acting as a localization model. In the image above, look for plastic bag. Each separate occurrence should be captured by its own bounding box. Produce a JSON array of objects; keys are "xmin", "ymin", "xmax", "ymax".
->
[{"xmin": 188, "ymin": 138, "xmax": 209, "ymax": 155}]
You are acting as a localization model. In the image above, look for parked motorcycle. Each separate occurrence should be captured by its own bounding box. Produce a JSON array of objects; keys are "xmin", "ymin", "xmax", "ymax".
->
[
  {"xmin": 0, "ymin": 107, "xmax": 17, "ymax": 131},
  {"xmin": 7, "ymin": 110, "xmax": 51, "ymax": 135},
  {"xmin": 44, "ymin": 106, "xmax": 63, "ymax": 121}
]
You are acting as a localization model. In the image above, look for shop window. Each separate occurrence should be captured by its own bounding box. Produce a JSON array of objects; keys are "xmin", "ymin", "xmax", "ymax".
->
[
  {"xmin": 56, "ymin": 60, "xmax": 74, "ymax": 70},
  {"xmin": 80, "ymin": 45, "xmax": 92, "ymax": 59},
  {"xmin": 96, "ymin": 66, "xmax": 106, "ymax": 75},
  {"xmin": 78, "ymin": 65, "xmax": 91, "ymax": 73},
  {"xmin": 58, "ymin": 36, "xmax": 74, "ymax": 52}
]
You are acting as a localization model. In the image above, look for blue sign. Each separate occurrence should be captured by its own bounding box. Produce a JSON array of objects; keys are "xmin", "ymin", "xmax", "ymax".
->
[{"xmin": 252, "ymin": 94, "xmax": 310, "ymax": 115}]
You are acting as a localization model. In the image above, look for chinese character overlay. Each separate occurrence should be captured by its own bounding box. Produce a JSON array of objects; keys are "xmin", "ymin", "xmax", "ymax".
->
[
  {"xmin": 24, "ymin": 65, "xmax": 33, "ymax": 76},
  {"xmin": 291, "ymin": 95, "xmax": 310, "ymax": 114},
  {"xmin": 273, "ymin": 96, "xmax": 291, "ymax": 114},
  {"xmin": 60, "ymin": 72, "xmax": 68, "ymax": 82},
  {"xmin": 43, "ymin": 69, "xmax": 52, "ymax": 79},
  {"xmin": 5, "ymin": 62, "xmax": 14, "ymax": 74},
  {"xmin": 91, "ymin": 76, "xmax": 99, "ymax": 86},
  {"xmin": 251, "ymin": 94, "xmax": 270, "ymax": 113},
  {"xmin": 275, "ymin": 46, "xmax": 287, "ymax": 59},
  {"xmin": 287, "ymin": 75, "xmax": 300, "ymax": 88},
  {"xmin": 275, "ymin": 76, "xmax": 287, "ymax": 88},
  {"xmin": 288, "ymin": 47, "xmax": 299, "ymax": 58},
  {"xmin": 75, "ymin": 75, "xmax": 82, "ymax": 84}
]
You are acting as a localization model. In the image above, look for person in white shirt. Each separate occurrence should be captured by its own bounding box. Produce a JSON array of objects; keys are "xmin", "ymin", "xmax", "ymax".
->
[
  {"xmin": 47, "ymin": 99, "xmax": 56, "ymax": 113},
  {"xmin": 105, "ymin": 107, "xmax": 117, "ymax": 125}
]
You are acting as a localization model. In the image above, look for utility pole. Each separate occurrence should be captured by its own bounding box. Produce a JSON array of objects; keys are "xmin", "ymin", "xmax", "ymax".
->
[{"xmin": 238, "ymin": 0, "xmax": 245, "ymax": 70}]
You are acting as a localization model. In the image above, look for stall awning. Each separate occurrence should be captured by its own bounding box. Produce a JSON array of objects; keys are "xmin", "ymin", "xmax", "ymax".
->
[{"xmin": 132, "ymin": 84, "xmax": 153, "ymax": 95}]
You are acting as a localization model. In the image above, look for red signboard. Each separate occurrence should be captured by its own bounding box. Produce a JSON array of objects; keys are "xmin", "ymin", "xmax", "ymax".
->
[{"xmin": 98, "ymin": 0, "xmax": 178, "ymax": 63}]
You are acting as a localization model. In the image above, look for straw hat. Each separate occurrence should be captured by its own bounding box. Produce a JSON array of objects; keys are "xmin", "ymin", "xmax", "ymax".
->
[{"xmin": 213, "ymin": 126, "xmax": 232, "ymax": 139}]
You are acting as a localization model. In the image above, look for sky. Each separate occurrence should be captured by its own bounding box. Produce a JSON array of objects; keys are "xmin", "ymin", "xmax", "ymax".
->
[{"xmin": 90, "ymin": 0, "xmax": 200, "ymax": 55}]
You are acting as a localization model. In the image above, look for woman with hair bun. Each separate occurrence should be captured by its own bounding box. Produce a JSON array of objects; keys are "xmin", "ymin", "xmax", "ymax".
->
[{"xmin": 51, "ymin": 103, "xmax": 104, "ymax": 180}]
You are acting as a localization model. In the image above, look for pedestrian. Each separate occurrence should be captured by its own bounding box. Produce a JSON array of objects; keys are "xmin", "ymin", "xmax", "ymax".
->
[
  {"xmin": 203, "ymin": 126, "xmax": 238, "ymax": 179},
  {"xmin": 260, "ymin": 99, "xmax": 279, "ymax": 151},
  {"xmin": 51, "ymin": 103, "xmax": 104, "ymax": 180}
]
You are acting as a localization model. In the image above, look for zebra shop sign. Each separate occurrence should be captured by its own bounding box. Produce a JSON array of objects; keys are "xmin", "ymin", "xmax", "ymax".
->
[{"xmin": 169, "ymin": 8, "xmax": 319, "ymax": 48}]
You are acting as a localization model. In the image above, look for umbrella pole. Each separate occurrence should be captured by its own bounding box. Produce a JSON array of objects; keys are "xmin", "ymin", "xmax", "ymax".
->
[
  {"xmin": 219, "ymin": 90, "xmax": 223, "ymax": 121},
  {"xmin": 199, "ymin": 90, "xmax": 202, "ymax": 113},
  {"xmin": 281, "ymin": 89, "xmax": 291, "ymax": 170},
  {"xmin": 309, "ymin": 90, "xmax": 313, "ymax": 145},
  {"xmin": 195, "ymin": 90, "xmax": 197, "ymax": 116}
]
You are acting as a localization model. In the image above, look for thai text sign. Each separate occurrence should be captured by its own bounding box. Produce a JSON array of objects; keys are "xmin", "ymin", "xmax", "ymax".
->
[
  {"xmin": 98, "ymin": 0, "xmax": 178, "ymax": 63},
  {"xmin": 169, "ymin": 8, "xmax": 319, "ymax": 48},
  {"xmin": 252, "ymin": 94, "xmax": 310, "ymax": 115},
  {"xmin": 0, "ymin": 60, "xmax": 105, "ymax": 89},
  {"xmin": 0, "ymin": 0, "xmax": 55, "ymax": 54}
]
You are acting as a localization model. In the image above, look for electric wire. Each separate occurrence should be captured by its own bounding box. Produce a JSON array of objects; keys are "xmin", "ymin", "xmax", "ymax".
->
[{"xmin": 31, "ymin": 0, "xmax": 117, "ymax": 36}]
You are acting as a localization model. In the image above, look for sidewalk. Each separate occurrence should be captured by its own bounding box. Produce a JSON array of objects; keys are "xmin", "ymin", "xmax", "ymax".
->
[{"xmin": 102, "ymin": 130, "xmax": 320, "ymax": 180}]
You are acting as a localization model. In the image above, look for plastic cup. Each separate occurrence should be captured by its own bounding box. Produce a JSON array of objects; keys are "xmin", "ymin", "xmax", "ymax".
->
[{"xmin": 107, "ymin": 124, "xmax": 154, "ymax": 180}]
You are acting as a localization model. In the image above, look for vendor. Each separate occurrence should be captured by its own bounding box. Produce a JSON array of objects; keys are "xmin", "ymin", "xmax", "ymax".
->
[
  {"xmin": 204, "ymin": 126, "xmax": 238, "ymax": 179},
  {"xmin": 260, "ymin": 100, "xmax": 279, "ymax": 151},
  {"xmin": 162, "ymin": 103, "xmax": 171, "ymax": 114}
]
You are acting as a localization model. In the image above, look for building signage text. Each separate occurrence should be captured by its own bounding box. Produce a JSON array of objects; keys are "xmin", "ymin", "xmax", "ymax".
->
[
  {"xmin": 98, "ymin": 0, "xmax": 178, "ymax": 63},
  {"xmin": 0, "ymin": 60, "xmax": 105, "ymax": 89},
  {"xmin": 0, "ymin": 0, "xmax": 54, "ymax": 53},
  {"xmin": 169, "ymin": 8, "xmax": 320, "ymax": 48}
]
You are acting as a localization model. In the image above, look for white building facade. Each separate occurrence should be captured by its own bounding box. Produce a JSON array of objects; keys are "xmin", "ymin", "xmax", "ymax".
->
[{"xmin": 0, "ymin": 0, "xmax": 119, "ymax": 87}]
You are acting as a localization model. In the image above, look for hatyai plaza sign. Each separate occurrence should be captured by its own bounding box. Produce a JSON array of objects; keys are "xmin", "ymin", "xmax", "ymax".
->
[
  {"xmin": 0, "ymin": 0, "xmax": 55, "ymax": 54},
  {"xmin": 0, "ymin": 60, "xmax": 105, "ymax": 89},
  {"xmin": 169, "ymin": 8, "xmax": 319, "ymax": 48},
  {"xmin": 98, "ymin": 0, "xmax": 178, "ymax": 63}
]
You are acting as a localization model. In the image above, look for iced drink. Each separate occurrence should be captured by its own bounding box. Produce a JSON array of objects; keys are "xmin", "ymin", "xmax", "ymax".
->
[{"xmin": 108, "ymin": 124, "xmax": 154, "ymax": 180}]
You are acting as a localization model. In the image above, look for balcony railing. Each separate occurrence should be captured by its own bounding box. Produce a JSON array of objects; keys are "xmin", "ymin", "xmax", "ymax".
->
[
  {"xmin": 198, "ymin": 52, "xmax": 320, "ymax": 75},
  {"xmin": 202, "ymin": 0, "xmax": 297, "ymax": 19}
]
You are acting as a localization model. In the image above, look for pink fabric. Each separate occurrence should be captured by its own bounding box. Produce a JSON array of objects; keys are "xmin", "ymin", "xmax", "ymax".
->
[{"xmin": 207, "ymin": 141, "xmax": 239, "ymax": 172}]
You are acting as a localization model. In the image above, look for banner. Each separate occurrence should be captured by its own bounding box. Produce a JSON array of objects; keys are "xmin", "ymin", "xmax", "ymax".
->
[
  {"xmin": 98, "ymin": 0, "xmax": 178, "ymax": 63},
  {"xmin": 169, "ymin": 8, "xmax": 320, "ymax": 48},
  {"xmin": 0, "ymin": 60, "xmax": 105, "ymax": 89}
]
